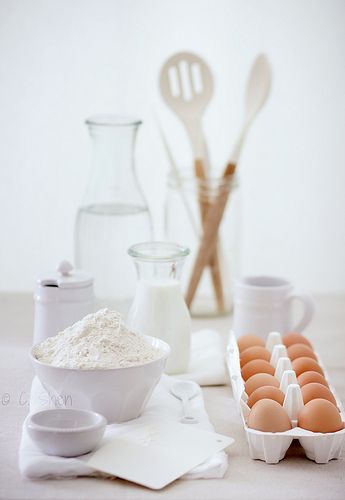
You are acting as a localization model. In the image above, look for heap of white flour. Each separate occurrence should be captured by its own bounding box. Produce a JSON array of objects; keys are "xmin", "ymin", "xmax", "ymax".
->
[{"xmin": 33, "ymin": 309, "xmax": 162, "ymax": 369}]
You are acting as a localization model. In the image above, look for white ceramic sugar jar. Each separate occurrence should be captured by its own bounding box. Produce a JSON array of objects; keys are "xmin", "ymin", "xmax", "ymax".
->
[{"xmin": 33, "ymin": 261, "xmax": 94, "ymax": 345}]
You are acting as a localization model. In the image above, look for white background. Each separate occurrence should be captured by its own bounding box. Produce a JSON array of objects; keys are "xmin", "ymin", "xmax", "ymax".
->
[{"xmin": 0, "ymin": 0, "xmax": 344, "ymax": 293}]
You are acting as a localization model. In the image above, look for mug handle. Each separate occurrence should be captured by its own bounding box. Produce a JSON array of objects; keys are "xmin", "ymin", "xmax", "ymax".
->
[{"xmin": 289, "ymin": 293, "xmax": 315, "ymax": 332}]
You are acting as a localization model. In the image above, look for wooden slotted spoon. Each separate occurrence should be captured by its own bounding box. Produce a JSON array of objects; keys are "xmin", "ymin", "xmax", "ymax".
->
[
  {"xmin": 159, "ymin": 52, "xmax": 225, "ymax": 312},
  {"xmin": 159, "ymin": 52, "xmax": 212, "ymax": 172}
]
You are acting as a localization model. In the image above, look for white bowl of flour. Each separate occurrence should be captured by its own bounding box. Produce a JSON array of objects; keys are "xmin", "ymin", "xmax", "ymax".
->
[{"xmin": 30, "ymin": 309, "xmax": 170, "ymax": 423}]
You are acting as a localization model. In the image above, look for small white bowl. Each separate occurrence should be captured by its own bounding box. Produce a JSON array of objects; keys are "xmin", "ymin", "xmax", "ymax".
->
[
  {"xmin": 30, "ymin": 335, "xmax": 170, "ymax": 423},
  {"xmin": 26, "ymin": 408, "xmax": 106, "ymax": 457}
]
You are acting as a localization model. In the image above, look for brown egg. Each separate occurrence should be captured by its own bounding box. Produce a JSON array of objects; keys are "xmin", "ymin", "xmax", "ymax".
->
[
  {"xmin": 292, "ymin": 357, "xmax": 324, "ymax": 377},
  {"xmin": 241, "ymin": 359, "xmax": 275, "ymax": 381},
  {"xmin": 301, "ymin": 383, "xmax": 337, "ymax": 407},
  {"xmin": 247, "ymin": 386, "xmax": 285, "ymax": 408},
  {"xmin": 237, "ymin": 334, "xmax": 265, "ymax": 353},
  {"xmin": 245, "ymin": 373, "xmax": 280, "ymax": 396},
  {"xmin": 248, "ymin": 399, "xmax": 292, "ymax": 432},
  {"xmin": 283, "ymin": 332, "xmax": 313, "ymax": 350},
  {"xmin": 298, "ymin": 399, "xmax": 343, "ymax": 433},
  {"xmin": 240, "ymin": 346, "xmax": 271, "ymax": 368},
  {"xmin": 298, "ymin": 371, "xmax": 329, "ymax": 388},
  {"xmin": 287, "ymin": 343, "xmax": 317, "ymax": 361}
]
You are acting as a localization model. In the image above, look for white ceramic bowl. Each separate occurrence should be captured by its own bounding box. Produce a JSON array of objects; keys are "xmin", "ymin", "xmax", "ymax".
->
[
  {"xmin": 30, "ymin": 336, "xmax": 170, "ymax": 423},
  {"xmin": 26, "ymin": 408, "xmax": 106, "ymax": 457}
]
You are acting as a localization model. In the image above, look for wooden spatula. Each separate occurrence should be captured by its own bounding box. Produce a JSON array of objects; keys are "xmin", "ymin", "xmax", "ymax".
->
[
  {"xmin": 159, "ymin": 52, "xmax": 224, "ymax": 311},
  {"xmin": 185, "ymin": 55, "xmax": 272, "ymax": 308}
]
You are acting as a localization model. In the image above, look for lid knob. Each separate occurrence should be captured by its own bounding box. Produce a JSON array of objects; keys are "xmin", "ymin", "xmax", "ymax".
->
[{"xmin": 57, "ymin": 260, "xmax": 74, "ymax": 276}]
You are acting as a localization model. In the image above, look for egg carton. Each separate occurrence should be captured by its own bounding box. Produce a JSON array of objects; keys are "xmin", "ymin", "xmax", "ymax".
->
[{"xmin": 226, "ymin": 331, "xmax": 345, "ymax": 464}]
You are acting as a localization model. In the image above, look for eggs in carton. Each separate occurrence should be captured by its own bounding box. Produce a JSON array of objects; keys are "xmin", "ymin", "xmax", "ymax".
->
[{"xmin": 226, "ymin": 331, "xmax": 345, "ymax": 464}]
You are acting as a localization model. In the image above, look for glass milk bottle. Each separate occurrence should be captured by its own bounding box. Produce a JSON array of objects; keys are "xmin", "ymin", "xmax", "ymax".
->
[
  {"xmin": 74, "ymin": 115, "xmax": 152, "ymax": 311},
  {"xmin": 127, "ymin": 242, "xmax": 191, "ymax": 375}
]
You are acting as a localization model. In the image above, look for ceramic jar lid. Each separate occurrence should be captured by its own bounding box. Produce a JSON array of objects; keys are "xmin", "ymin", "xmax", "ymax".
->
[{"xmin": 36, "ymin": 260, "xmax": 93, "ymax": 289}]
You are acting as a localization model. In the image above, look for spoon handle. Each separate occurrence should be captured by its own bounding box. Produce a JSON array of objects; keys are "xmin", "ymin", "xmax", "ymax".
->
[
  {"xmin": 195, "ymin": 158, "xmax": 225, "ymax": 313},
  {"xmin": 186, "ymin": 163, "xmax": 236, "ymax": 309}
]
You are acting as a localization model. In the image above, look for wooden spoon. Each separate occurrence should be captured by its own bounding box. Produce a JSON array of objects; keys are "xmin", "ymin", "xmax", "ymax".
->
[
  {"xmin": 186, "ymin": 54, "xmax": 272, "ymax": 308},
  {"xmin": 160, "ymin": 52, "xmax": 224, "ymax": 311},
  {"xmin": 159, "ymin": 51, "xmax": 212, "ymax": 171}
]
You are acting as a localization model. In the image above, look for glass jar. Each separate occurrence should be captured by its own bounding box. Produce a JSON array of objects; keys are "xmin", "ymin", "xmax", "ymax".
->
[
  {"xmin": 165, "ymin": 173, "xmax": 241, "ymax": 317},
  {"xmin": 127, "ymin": 241, "xmax": 191, "ymax": 375},
  {"xmin": 74, "ymin": 115, "xmax": 152, "ymax": 311}
]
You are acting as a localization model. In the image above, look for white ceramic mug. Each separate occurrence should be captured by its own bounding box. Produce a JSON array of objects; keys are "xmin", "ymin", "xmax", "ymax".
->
[{"xmin": 232, "ymin": 276, "xmax": 314, "ymax": 338}]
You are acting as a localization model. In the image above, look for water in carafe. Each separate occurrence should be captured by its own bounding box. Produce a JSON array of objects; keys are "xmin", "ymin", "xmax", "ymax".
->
[{"xmin": 75, "ymin": 116, "xmax": 152, "ymax": 310}]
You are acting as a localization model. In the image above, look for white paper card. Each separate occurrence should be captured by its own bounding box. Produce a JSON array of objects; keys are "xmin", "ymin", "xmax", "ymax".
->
[{"xmin": 87, "ymin": 419, "xmax": 234, "ymax": 489}]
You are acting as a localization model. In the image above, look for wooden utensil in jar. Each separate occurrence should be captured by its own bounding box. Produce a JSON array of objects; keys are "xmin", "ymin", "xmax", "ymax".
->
[
  {"xmin": 159, "ymin": 52, "xmax": 225, "ymax": 311},
  {"xmin": 186, "ymin": 54, "xmax": 272, "ymax": 308},
  {"xmin": 185, "ymin": 163, "xmax": 236, "ymax": 308}
]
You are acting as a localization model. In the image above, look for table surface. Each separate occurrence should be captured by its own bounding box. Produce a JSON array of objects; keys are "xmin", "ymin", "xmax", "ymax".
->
[{"xmin": 1, "ymin": 293, "xmax": 344, "ymax": 500}]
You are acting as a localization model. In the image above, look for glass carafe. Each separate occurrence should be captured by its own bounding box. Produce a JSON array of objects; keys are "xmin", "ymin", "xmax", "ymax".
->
[
  {"xmin": 75, "ymin": 115, "xmax": 152, "ymax": 310},
  {"xmin": 127, "ymin": 242, "xmax": 191, "ymax": 375}
]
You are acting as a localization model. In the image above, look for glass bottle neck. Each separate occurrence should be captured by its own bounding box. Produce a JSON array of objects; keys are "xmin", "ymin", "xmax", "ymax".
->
[{"xmin": 128, "ymin": 242, "xmax": 190, "ymax": 284}]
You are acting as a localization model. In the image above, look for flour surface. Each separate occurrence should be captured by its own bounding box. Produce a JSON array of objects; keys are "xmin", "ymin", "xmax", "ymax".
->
[{"xmin": 34, "ymin": 309, "xmax": 162, "ymax": 369}]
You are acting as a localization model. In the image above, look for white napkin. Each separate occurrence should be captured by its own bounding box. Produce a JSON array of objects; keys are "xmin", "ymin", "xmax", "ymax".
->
[
  {"xmin": 178, "ymin": 329, "xmax": 227, "ymax": 386},
  {"xmin": 19, "ymin": 375, "xmax": 229, "ymax": 480}
]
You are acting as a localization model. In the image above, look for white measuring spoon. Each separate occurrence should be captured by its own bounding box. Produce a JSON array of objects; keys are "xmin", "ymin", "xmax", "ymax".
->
[{"xmin": 170, "ymin": 380, "xmax": 200, "ymax": 424}]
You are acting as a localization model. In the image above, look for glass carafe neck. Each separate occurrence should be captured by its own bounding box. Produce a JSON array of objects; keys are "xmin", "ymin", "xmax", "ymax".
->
[{"xmin": 83, "ymin": 115, "xmax": 146, "ymax": 211}]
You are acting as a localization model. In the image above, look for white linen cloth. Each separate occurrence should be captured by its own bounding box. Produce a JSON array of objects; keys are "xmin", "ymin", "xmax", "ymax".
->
[
  {"xmin": 179, "ymin": 329, "xmax": 227, "ymax": 386},
  {"xmin": 19, "ymin": 375, "xmax": 229, "ymax": 480}
]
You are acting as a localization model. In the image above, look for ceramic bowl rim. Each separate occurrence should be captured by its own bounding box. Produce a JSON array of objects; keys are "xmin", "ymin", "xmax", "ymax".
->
[{"xmin": 26, "ymin": 408, "xmax": 107, "ymax": 433}]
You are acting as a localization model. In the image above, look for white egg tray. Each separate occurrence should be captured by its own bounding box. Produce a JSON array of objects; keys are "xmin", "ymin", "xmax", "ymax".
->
[{"xmin": 226, "ymin": 331, "xmax": 345, "ymax": 464}]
